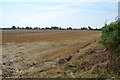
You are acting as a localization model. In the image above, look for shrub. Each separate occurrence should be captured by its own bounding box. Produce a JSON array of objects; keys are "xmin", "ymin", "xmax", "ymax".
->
[{"xmin": 99, "ymin": 21, "xmax": 120, "ymax": 52}]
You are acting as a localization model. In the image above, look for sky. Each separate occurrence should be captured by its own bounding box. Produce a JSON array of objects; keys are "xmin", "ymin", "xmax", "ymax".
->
[{"xmin": 0, "ymin": 0, "xmax": 119, "ymax": 28}]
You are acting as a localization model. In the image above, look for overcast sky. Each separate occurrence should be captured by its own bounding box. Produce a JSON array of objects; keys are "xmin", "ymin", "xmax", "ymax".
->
[{"xmin": 0, "ymin": 0, "xmax": 119, "ymax": 28}]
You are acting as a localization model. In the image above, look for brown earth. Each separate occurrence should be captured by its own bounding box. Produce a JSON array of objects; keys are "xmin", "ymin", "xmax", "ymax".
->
[
  {"xmin": 2, "ymin": 30, "xmax": 116, "ymax": 78},
  {"xmin": 2, "ymin": 30, "xmax": 100, "ymax": 43}
]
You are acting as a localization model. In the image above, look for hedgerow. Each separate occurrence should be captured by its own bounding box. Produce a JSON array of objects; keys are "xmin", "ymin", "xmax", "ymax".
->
[{"xmin": 100, "ymin": 20, "xmax": 120, "ymax": 52}]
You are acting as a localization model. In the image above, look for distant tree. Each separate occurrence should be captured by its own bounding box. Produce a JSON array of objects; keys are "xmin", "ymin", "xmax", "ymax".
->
[
  {"xmin": 95, "ymin": 28, "xmax": 97, "ymax": 30},
  {"xmin": 88, "ymin": 26, "xmax": 93, "ymax": 30},
  {"xmin": 22, "ymin": 27, "xmax": 25, "ymax": 29},
  {"xmin": 67, "ymin": 27, "xmax": 72, "ymax": 30},
  {"xmin": 25, "ymin": 26, "xmax": 30, "ymax": 29},
  {"xmin": 17, "ymin": 27, "xmax": 20, "ymax": 29},
  {"xmin": 12, "ymin": 26, "xmax": 16, "ymax": 30},
  {"xmin": 51, "ymin": 26, "xmax": 59, "ymax": 30},
  {"xmin": 34, "ymin": 27, "xmax": 39, "ymax": 30},
  {"xmin": 45, "ymin": 27, "xmax": 50, "ymax": 30},
  {"xmin": 41, "ymin": 28, "xmax": 45, "ymax": 30},
  {"xmin": 81, "ymin": 27, "xmax": 88, "ymax": 30},
  {"xmin": 29, "ymin": 27, "xmax": 32, "ymax": 29},
  {"xmin": 60, "ymin": 27, "xmax": 62, "ymax": 30}
]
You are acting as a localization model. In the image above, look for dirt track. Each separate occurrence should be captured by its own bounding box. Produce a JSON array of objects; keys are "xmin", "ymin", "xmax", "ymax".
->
[{"xmin": 2, "ymin": 30, "xmax": 101, "ymax": 78}]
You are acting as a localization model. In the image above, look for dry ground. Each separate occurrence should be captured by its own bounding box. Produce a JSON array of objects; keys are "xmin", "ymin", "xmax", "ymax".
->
[{"xmin": 2, "ymin": 30, "xmax": 117, "ymax": 78}]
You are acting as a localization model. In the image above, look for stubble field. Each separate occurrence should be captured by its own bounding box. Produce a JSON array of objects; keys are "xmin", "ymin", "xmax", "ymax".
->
[{"xmin": 2, "ymin": 30, "xmax": 104, "ymax": 78}]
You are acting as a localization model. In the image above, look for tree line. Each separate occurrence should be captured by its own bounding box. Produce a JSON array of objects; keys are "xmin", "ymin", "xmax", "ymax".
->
[{"xmin": 1, "ymin": 26, "xmax": 102, "ymax": 30}]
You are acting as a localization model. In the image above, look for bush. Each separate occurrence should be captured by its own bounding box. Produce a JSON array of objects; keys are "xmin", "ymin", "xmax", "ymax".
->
[{"xmin": 99, "ymin": 21, "xmax": 120, "ymax": 52}]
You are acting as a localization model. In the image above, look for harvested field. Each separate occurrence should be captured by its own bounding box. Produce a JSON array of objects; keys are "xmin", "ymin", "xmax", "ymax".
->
[{"xmin": 2, "ymin": 30, "xmax": 103, "ymax": 78}]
